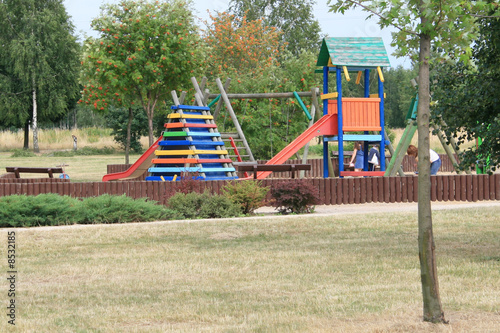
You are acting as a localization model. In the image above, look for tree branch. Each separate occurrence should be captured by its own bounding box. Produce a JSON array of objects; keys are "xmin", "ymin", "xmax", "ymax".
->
[{"xmin": 339, "ymin": 0, "xmax": 418, "ymax": 36}]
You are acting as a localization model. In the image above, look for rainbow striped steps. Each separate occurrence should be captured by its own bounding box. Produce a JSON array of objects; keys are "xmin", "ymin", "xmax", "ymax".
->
[{"xmin": 146, "ymin": 104, "xmax": 238, "ymax": 181}]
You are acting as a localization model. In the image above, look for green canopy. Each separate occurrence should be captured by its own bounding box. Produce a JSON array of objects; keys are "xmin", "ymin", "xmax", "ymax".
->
[{"xmin": 316, "ymin": 37, "xmax": 390, "ymax": 68}]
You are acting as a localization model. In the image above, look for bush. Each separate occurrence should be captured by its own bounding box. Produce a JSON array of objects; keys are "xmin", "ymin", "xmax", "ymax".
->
[
  {"xmin": 79, "ymin": 194, "xmax": 178, "ymax": 224},
  {"xmin": 0, "ymin": 194, "xmax": 178, "ymax": 227},
  {"xmin": 0, "ymin": 194, "xmax": 81, "ymax": 227},
  {"xmin": 167, "ymin": 191, "xmax": 241, "ymax": 219},
  {"xmin": 271, "ymin": 180, "xmax": 320, "ymax": 214},
  {"xmin": 222, "ymin": 180, "xmax": 269, "ymax": 215},
  {"xmin": 44, "ymin": 146, "xmax": 116, "ymax": 157},
  {"xmin": 76, "ymin": 146, "xmax": 116, "ymax": 155},
  {"xmin": 10, "ymin": 149, "xmax": 37, "ymax": 158}
]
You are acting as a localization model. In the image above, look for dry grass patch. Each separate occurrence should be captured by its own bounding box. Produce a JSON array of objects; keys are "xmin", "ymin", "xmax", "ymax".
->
[
  {"xmin": 0, "ymin": 207, "xmax": 498, "ymax": 332},
  {"xmin": 0, "ymin": 128, "xmax": 121, "ymax": 151},
  {"xmin": 0, "ymin": 152, "xmax": 128, "ymax": 182}
]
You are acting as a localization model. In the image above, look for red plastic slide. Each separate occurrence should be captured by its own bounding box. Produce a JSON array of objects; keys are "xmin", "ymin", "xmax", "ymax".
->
[
  {"xmin": 102, "ymin": 137, "xmax": 162, "ymax": 182},
  {"xmin": 256, "ymin": 114, "xmax": 338, "ymax": 179}
]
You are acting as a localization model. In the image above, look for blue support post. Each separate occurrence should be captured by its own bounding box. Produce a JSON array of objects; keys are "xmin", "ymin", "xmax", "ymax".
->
[
  {"xmin": 323, "ymin": 67, "xmax": 329, "ymax": 116},
  {"xmin": 364, "ymin": 69, "xmax": 370, "ymax": 97},
  {"xmin": 363, "ymin": 69, "xmax": 370, "ymax": 171},
  {"xmin": 323, "ymin": 66, "xmax": 329, "ymax": 177},
  {"xmin": 336, "ymin": 66, "xmax": 344, "ymax": 177},
  {"xmin": 378, "ymin": 70, "xmax": 386, "ymax": 171}
]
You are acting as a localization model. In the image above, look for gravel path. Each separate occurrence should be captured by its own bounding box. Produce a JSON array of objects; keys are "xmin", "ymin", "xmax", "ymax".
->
[{"xmin": 255, "ymin": 200, "xmax": 500, "ymax": 217}]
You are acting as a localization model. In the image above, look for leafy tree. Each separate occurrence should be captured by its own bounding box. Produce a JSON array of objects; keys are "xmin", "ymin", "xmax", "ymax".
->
[
  {"xmin": 384, "ymin": 66, "xmax": 418, "ymax": 128},
  {"xmin": 329, "ymin": 0, "xmax": 497, "ymax": 323},
  {"xmin": 228, "ymin": 0, "xmax": 322, "ymax": 55},
  {"xmin": 431, "ymin": 16, "xmax": 500, "ymax": 172},
  {"xmin": 0, "ymin": 0, "xmax": 80, "ymax": 152},
  {"xmin": 203, "ymin": 13, "xmax": 322, "ymax": 159},
  {"xmin": 203, "ymin": 12, "xmax": 283, "ymax": 79},
  {"xmin": 105, "ymin": 105, "xmax": 148, "ymax": 154},
  {"xmin": 80, "ymin": 0, "xmax": 203, "ymax": 147}
]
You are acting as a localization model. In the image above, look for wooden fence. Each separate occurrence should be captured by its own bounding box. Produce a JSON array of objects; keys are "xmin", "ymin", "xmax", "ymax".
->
[
  {"xmin": 106, "ymin": 154, "xmax": 460, "ymax": 180},
  {"xmin": 1, "ymin": 174, "xmax": 498, "ymax": 207}
]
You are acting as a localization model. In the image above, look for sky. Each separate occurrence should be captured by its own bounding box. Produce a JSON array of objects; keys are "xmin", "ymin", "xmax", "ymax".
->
[{"xmin": 63, "ymin": 0, "xmax": 412, "ymax": 69}]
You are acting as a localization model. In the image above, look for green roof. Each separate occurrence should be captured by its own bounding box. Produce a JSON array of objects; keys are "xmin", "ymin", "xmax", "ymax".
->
[{"xmin": 316, "ymin": 37, "xmax": 390, "ymax": 68}]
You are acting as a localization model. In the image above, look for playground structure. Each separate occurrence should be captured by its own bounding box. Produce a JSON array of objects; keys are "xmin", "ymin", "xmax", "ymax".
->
[
  {"xmin": 316, "ymin": 37, "xmax": 391, "ymax": 178},
  {"xmin": 103, "ymin": 37, "xmax": 393, "ymax": 181},
  {"xmin": 103, "ymin": 78, "xmax": 240, "ymax": 182},
  {"xmin": 102, "ymin": 36, "xmax": 471, "ymax": 182}
]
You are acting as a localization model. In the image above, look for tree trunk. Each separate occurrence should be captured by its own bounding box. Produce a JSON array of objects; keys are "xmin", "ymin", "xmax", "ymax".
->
[
  {"xmin": 147, "ymin": 112, "xmax": 154, "ymax": 147},
  {"xmin": 142, "ymin": 92, "xmax": 159, "ymax": 147},
  {"xmin": 417, "ymin": 31, "xmax": 446, "ymax": 324},
  {"xmin": 23, "ymin": 119, "xmax": 30, "ymax": 150},
  {"xmin": 32, "ymin": 80, "xmax": 40, "ymax": 153},
  {"xmin": 125, "ymin": 107, "xmax": 133, "ymax": 165}
]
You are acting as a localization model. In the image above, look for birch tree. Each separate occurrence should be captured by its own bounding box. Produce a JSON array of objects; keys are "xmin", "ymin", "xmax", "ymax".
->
[{"xmin": 0, "ymin": 0, "xmax": 80, "ymax": 152}]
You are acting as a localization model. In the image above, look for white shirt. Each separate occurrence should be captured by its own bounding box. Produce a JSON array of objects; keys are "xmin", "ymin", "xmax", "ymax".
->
[{"xmin": 430, "ymin": 149, "xmax": 440, "ymax": 163}]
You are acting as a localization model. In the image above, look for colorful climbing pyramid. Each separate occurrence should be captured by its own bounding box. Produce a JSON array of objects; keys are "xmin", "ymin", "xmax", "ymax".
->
[{"xmin": 145, "ymin": 104, "xmax": 238, "ymax": 181}]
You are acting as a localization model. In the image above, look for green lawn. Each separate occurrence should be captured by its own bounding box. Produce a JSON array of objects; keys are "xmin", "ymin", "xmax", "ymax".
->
[
  {"xmin": 0, "ymin": 152, "xmax": 135, "ymax": 182},
  {"xmin": 1, "ymin": 207, "xmax": 498, "ymax": 332}
]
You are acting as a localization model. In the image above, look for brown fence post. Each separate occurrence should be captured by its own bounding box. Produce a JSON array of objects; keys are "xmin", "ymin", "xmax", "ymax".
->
[
  {"xmin": 489, "ymin": 175, "xmax": 496, "ymax": 200},
  {"xmin": 471, "ymin": 175, "xmax": 478, "ymax": 202},
  {"xmin": 495, "ymin": 174, "xmax": 500, "ymax": 200},
  {"xmin": 483, "ymin": 175, "xmax": 490, "ymax": 200}
]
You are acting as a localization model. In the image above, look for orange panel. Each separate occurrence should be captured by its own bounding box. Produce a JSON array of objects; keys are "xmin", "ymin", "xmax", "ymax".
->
[{"xmin": 328, "ymin": 98, "xmax": 381, "ymax": 132}]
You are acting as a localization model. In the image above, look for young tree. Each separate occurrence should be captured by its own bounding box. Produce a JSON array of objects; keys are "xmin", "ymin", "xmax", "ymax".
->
[
  {"xmin": 203, "ymin": 12, "xmax": 322, "ymax": 159},
  {"xmin": 0, "ymin": 0, "xmax": 80, "ymax": 152},
  {"xmin": 228, "ymin": 0, "xmax": 322, "ymax": 55},
  {"xmin": 328, "ymin": 0, "xmax": 497, "ymax": 323},
  {"xmin": 203, "ymin": 12, "xmax": 283, "ymax": 79},
  {"xmin": 81, "ymin": 0, "xmax": 202, "ymax": 146},
  {"xmin": 384, "ymin": 66, "xmax": 419, "ymax": 128}
]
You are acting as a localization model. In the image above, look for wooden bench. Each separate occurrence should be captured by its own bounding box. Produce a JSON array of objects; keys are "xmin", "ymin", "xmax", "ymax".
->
[
  {"xmin": 6, "ymin": 167, "xmax": 64, "ymax": 179},
  {"xmin": 235, "ymin": 163, "xmax": 311, "ymax": 179}
]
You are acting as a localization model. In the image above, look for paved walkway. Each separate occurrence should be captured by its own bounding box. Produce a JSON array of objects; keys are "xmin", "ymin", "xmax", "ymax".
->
[{"xmin": 255, "ymin": 200, "xmax": 500, "ymax": 217}]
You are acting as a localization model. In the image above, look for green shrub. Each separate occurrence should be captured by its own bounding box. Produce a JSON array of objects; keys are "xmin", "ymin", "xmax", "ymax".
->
[
  {"xmin": 79, "ymin": 194, "xmax": 178, "ymax": 223},
  {"xmin": 167, "ymin": 191, "xmax": 241, "ymax": 219},
  {"xmin": 76, "ymin": 146, "xmax": 116, "ymax": 155},
  {"xmin": 44, "ymin": 146, "xmax": 116, "ymax": 157},
  {"xmin": 271, "ymin": 180, "xmax": 320, "ymax": 214},
  {"xmin": 47, "ymin": 151, "xmax": 76, "ymax": 157},
  {"xmin": 222, "ymin": 180, "xmax": 269, "ymax": 215},
  {"xmin": 0, "ymin": 194, "xmax": 178, "ymax": 227},
  {"xmin": 0, "ymin": 194, "xmax": 81, "ymax": 227},
  {"xmin": 307, "ymin": 144, "xmax": 323, "ymax": 156},
  {"xmin": 10, "ymin": 149, "xmax": 37, "ymax": 158}
]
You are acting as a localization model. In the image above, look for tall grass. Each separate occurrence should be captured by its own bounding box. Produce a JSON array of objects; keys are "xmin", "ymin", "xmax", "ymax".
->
[
  {"xmin": 0, "ymin": 128, "xmax": 149, "ymax": 152},
  {"xmin": 1, "ymin": 207, "xmax": 498, "ymax": 332}
]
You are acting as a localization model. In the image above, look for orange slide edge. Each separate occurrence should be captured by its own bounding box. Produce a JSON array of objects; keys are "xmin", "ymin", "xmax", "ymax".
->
[
  {"xmin": 256, "ymin": 114, "xmax": 338, "ymax": 179},
  {"xmin": 102, "ymin": 137, "xmax": 162, "ymax": 182}
]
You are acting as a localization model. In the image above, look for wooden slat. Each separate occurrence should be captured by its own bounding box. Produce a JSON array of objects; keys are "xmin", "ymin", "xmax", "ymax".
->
[
  {"xmin": 383, "ymin": 177, "xmax": 390, "ymax": 203},
  {"xmin": 478, "ymin": 175, "xmax": 485, "ymax": 201},
  {"xmin": 348, "ymin": 178, "xmax": 354, "ymax": 204},
  {"xmin": 490, "ymin": 175, "xmax": 496, "ymax": 200},
  {"xmin": 431, "ymin": 176, "xmax": 437, "ymax": 201},
  {"xmin": 365, "ymin": 177, "xmax": 372, "ymax": 203}
]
